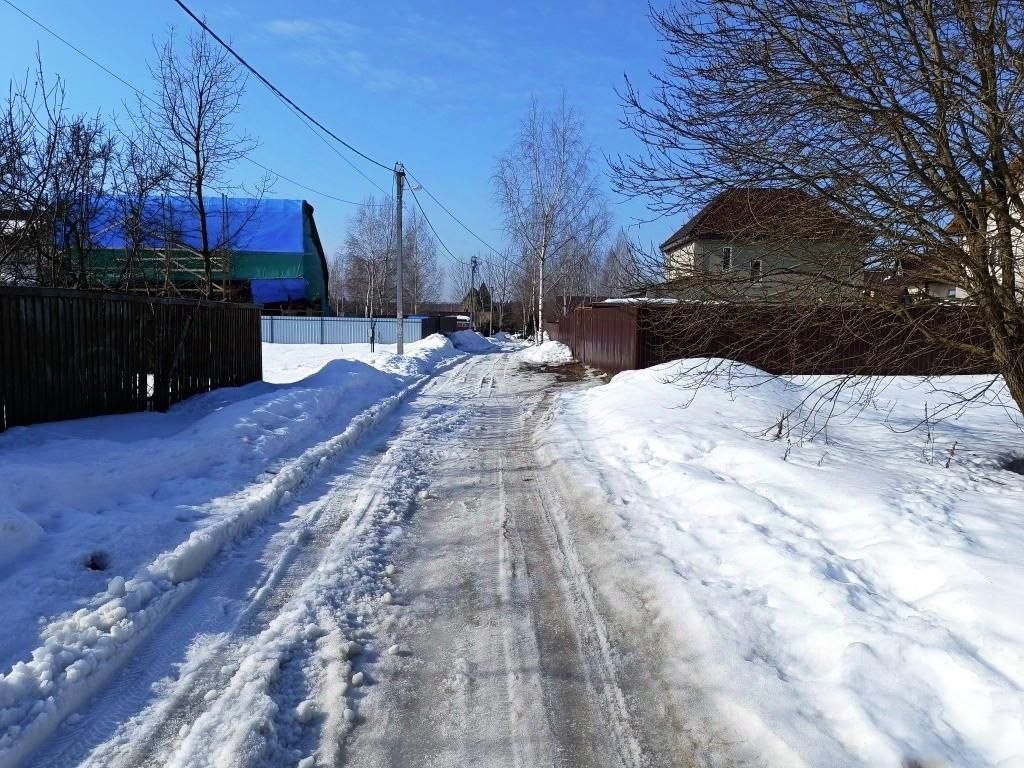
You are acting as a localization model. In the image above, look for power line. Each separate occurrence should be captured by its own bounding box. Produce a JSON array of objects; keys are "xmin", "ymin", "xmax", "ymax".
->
[
  {"xmin": 1, "ymin": 0, "xmax": 144, "ymax": 101},
  {"xmin": 245, "ymin": 158, "xmax": 382, "ymax": 206},
  {"xmin": 406, "ymin": 182, "xmax": 471, "ymax": 269},
  {"xmin": 171, "ymin": 1, "xmax": 511, "ymax": 260},
  {"xmin": 7, "ymin": 0, "xmax": 510, "ymax": 263},
  {"xmin": 406, "ymin": 172, "xmax": 533, "ymax": 279},
  {"xmin": 174, "ymin": 0, "xmax": 516, "ymax": 264},
  {"xmin": 405, "ymin": 169, "xmax": 504, "ymax": 258},
  {"xmin": 274, "ymin": 97, "xmax": 391, "ymax": 196},
  {"xmin": 0, "ymin": 0, "xmax": 381, "ymax": 207},
  {"xmin": 172, "ymin": 0, "xmax": 393, "ymax": 175}
]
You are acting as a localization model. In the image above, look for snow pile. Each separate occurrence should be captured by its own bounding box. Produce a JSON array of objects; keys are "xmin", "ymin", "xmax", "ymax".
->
[
  {"xmin": 0, "ymin": 501, "xmax": 43, "ymax": 567},
  {"xmin": 517, "ymin": 340, "xmax": 573, "ymax": 366},
  {"xmin": 544, "ymin": 359, "xmax": 1024, "ymax": 768},
  {"xmin": 263, "ymin": 333, "xmax": 457, "ymax": 383},
  {"xmin": 0, "ymin": 334, "xmax": 463, "ymax": 765},
  {"xmin": 448, "ymin": 330, "xmax": 496, "ymax": 353}
]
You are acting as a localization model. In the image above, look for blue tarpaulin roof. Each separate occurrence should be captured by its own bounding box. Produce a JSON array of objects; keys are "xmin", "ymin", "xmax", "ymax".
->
[
  {"xmin": 64, "ymin": 195, "xmax": 330, "ymax": 311},
  {"xmin": 82, "ymin": 196, "xmax": 305, "ymax": 254}
]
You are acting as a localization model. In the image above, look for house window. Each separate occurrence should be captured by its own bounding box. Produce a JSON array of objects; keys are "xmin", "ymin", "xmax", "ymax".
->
[
  {"xmin": 750, "ymin": 259, "xmax": 763, "ymax": 281},
  {"xmin": 722, "ymin": 246, "xmax": 733, "ymax": 271},
  {"xmin": 947, "ymin": 287, "xmax": 957, "ymax": 298}
]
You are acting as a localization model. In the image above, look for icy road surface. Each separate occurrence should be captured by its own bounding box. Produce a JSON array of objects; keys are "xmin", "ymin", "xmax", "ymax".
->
[{"xmin": 22, "ymin": 350, "xmax": 711, "ymax": 768}]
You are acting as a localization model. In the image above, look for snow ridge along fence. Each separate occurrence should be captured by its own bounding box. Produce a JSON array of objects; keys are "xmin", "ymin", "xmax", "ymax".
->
[
  {"xmin": 0, "ymin": 287, "xmax": 263, "ymax": 432},
  {"xmin": 549, "ymin": 303, "xmax": 997, "ymax": 376},
  {"xmin": 261, "ymin": 315, "xmax": 441, "ymax": 345}
]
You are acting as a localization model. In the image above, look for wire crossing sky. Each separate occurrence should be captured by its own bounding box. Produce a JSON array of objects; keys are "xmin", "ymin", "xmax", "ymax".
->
[{"xmin": 0, "ymin": 0, "xmax": 671, "ymax": 267}]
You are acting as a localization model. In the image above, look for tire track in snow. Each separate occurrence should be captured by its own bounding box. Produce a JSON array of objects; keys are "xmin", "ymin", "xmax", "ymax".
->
[
  {"xmin": 344, "ymin": 355, "xmax": 677, "ymax": 768},
  {"xmin": 20, "ymin": 355, "xmax": 480, "ymax": 768}
]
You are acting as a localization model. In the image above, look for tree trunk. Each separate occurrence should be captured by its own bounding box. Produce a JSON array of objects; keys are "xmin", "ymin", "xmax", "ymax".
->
[
  {"xmin": 537, "ymin": 233, "xmax": 547, "ymax": 344},
  {"xmin": 992, "ymin": 325, "xmax": 1024, "ymax": 416},
  {"xmin": 195, "ymin": 177, "xmax": 212, "ymax": 299}
]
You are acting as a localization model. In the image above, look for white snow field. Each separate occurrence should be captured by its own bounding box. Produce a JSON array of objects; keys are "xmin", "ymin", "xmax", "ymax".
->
[
  {"xmin": 6, "ymin": 329, "xmax": 1022, "ymax": 768},
  {"xmin": 6, "ymin": 338, "xmax": 717, "ymax": 768},
  {"xmin": 0, "ymin": 335, "xmax": 464, "ymax": 766},
  {"xmin": 543, "ymin": 359, "xmax": 1024, "ymax": 768}
]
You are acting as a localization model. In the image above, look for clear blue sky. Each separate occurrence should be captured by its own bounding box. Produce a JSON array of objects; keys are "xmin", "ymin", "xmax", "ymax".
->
[{"xmin": 0, "ymin": 0, "xmax": 675, "ymax": 282}]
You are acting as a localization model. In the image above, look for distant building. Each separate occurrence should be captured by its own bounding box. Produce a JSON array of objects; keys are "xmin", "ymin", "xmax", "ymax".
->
[
  {"xmin": 659, "ymin": 187, "xmax": 868, "ymax": 300},
  {"xmin": 81, "ymin": 196, "xmax": 330, "ymax": 313}
]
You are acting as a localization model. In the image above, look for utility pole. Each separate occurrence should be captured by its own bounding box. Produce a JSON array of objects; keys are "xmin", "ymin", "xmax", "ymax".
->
[
  {"xmin": 395, "ymin": 162, "xmax": 405, "ymax": 355},
  {"xmin": 470, "ymin": 255, "xmax": 479, "ymax": 330}
]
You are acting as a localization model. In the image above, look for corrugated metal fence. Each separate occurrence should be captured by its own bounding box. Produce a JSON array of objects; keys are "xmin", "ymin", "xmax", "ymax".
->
[
  {"xmin": 548, "ymin": 303, "xmax": 998, "ymax": 376},
  {"xmin": 0, "ymin": 287, "xmax": 262, "ymax": 432},
  {"xmin": 261, "ymin": 315, "xmax": 441, "ymax": 345},
  {"xmin": 545, "ymin": 305, "xmax": 644, "ymax": 374}
]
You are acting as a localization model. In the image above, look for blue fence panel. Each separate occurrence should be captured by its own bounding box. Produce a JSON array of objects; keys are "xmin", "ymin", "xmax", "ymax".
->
[{"xmin": 262, "ymin": 316, "xmax": 428, "ymax": 345}]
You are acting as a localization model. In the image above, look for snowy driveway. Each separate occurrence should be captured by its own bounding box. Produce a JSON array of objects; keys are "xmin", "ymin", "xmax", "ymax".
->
[{"xmin": 19, "ymin": 349, "xmax": 703, "ymax": 768}]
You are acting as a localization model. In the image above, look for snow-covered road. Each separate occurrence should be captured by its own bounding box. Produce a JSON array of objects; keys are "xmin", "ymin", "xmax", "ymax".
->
[
  {"xmin": 18, "ymin": 347, "xmax": 702, "ymax": 767},
  {"xmin": 343, "ymin": 353, "xmax": 691, "ymax": 768}
]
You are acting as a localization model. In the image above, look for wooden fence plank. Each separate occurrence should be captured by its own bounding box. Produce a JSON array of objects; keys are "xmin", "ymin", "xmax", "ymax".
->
[{"xmin": 0, "ymin": 287, "xmax": 262, "ymax": 431}]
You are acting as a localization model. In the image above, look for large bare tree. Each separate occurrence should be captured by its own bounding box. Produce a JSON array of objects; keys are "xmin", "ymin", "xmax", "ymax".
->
[
  {"xmin": 494, "ymin": 95, "xmax": 608, "ymax": 341},
  {"xmin": 485, "ymin": 249, "xmax": 519, "ymax": 330},
  {"xmin": 341, "ymin": 196, "xmax": 395, "ymax": 318},
  {"xmin": 52, "ymin": 114, "xmax": 115, "ymax": 289},
  {"xmin": 0, "ymin": 64, "xmax": 63, "ymax": 286},
  {"xmin": 402, "ymin": 207, "xmax": 443, "ymax": 314},
  {"xmin": 141, "ymin": 28, "xmax": 257, "ymax": 298},
  {"xmin": 614, "ymin": 0, "xmax": 1024, "ymax": 415},
  {"xmin": 0, "ymin": 62, "xmax": 120, "ymax": 290}
]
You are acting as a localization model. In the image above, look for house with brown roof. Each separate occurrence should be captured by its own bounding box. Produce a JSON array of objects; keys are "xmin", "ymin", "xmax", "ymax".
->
[{"xmin": 659, "ymin": 187, "xmax": 869, "ymax": 300}]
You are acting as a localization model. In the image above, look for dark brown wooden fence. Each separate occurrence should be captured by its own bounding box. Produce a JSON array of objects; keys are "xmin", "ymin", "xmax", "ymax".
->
[
  {"xmin": 0, "ymin": 287, "xmax": 262, "ymax": 432},
  {"xmin": 548, "ymin": 302, "xmax": 998, "ymax": 377}
]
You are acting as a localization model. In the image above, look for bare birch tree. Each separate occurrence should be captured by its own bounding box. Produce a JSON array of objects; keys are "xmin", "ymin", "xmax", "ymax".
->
[
  {"xmin": 485, "ymin": 249, "xmax": 518, "ymax": 330},
  {"xmin": 141, "ymin": 28, "xmax": 257, "ymax": 298},
  {"xmin": 494, "ymin": 95, "xmax": 607, "ymax": 342},
  {"xmin": 614, "ymin": 0, "xmax": 1024, "ymax": 416},
  {"xmin": 403, "ymin": 207, "xmax": 442, "ymax": 314},
  {"xmin": 0, "ymin": 64, "xmax": 63, "ymax": 285},
  {"xmin": 341, "ymin": 197, "xmax": 395, "ymax": 318}
]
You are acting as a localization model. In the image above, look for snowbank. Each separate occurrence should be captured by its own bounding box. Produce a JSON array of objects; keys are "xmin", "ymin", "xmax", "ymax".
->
[
  {"xmin": 0, "ymin": 502, "xmax": 43, "ymax": 567},
  {"xmin": 544, "ymin": 359, "xmax": 1024, "ymax": 768},
  {"xmin": 517, "ymin": 340, "xmax": 574, "ymax": 366},
  {"xmin": 448, "ymin": 330, "xmax": 497, "ymax": 353},
  {"xmin": 0, "ymin": 334, "xmax": 462, "ymax": 765}
]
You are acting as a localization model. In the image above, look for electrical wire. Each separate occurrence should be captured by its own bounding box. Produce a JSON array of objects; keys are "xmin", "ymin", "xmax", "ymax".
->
[
  {"xmin": 5, "ymin": 0, "xmax": 516, "ymax": 262},
  {"xmin": 172, "ymin": 0, "xmax": 393, "ymax": 174},
  {"xmin": 171, "ymin": 1, "xmax": 516, "ymax": 259},
  {"xmin": 0, "ymin": 0, "xmax": 382, "ymax": 207},
  {"xmin": 405, "ymin": 168, "xmax": 505, "ymax": 258},
  {"xmin": 406, "ymin": 172, "xmax": 533, "ymax": 279},
  {"xmin": 405, "ymin": 181, "xmax": 471, "ymax": 268}
]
